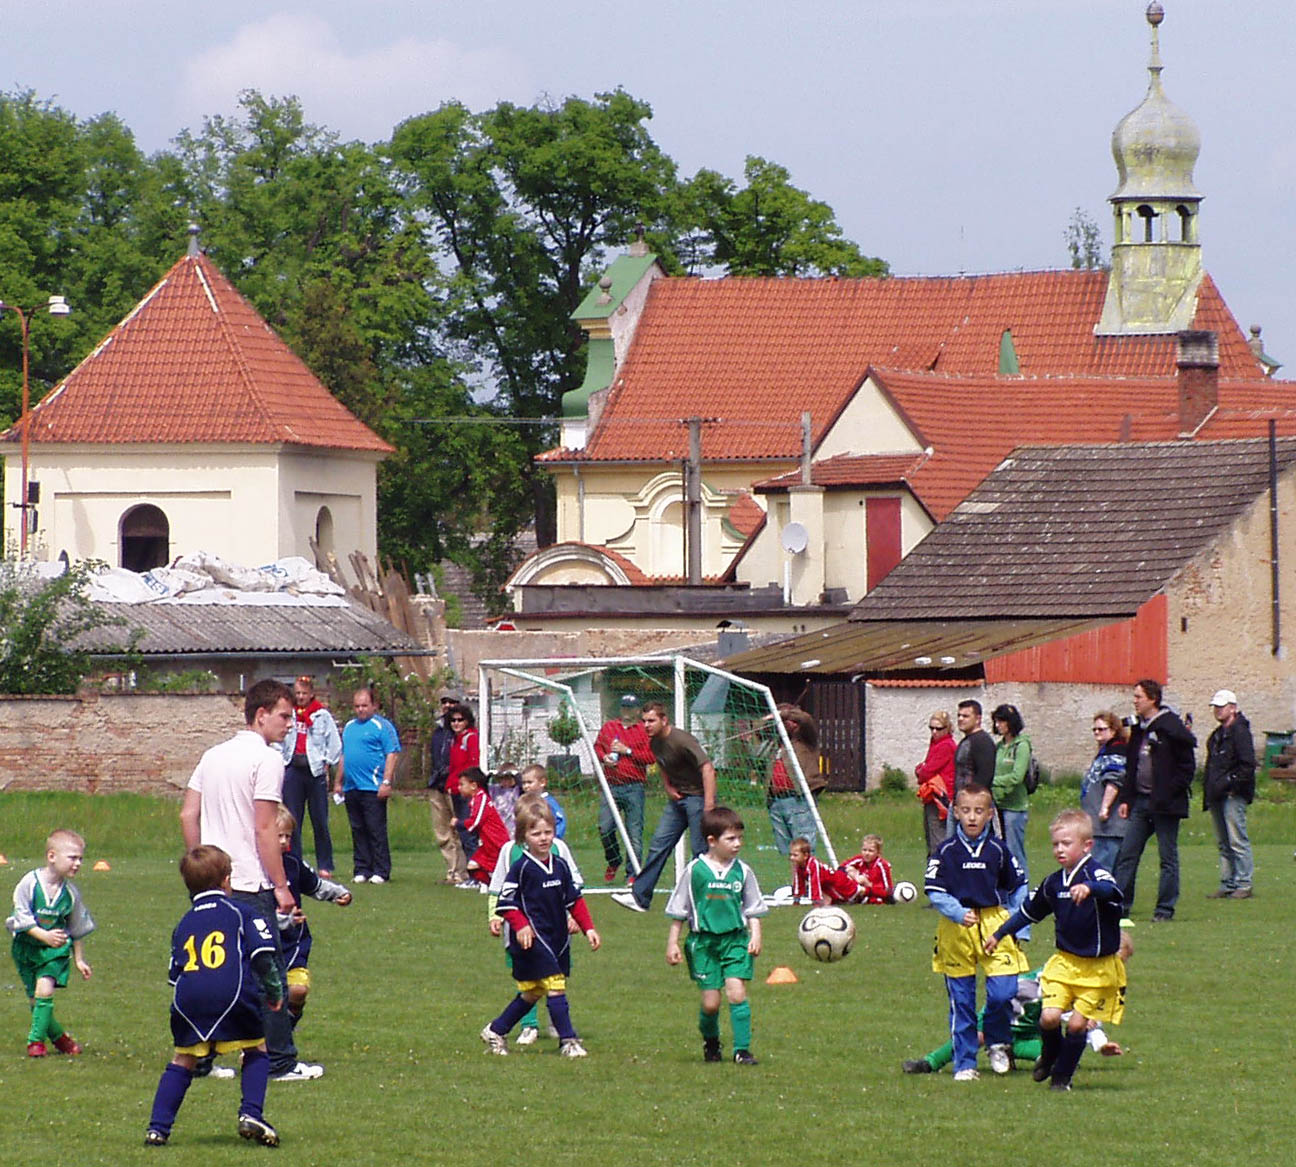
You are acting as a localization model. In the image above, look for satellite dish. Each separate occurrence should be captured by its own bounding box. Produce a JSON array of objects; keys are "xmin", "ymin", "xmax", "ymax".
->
[{"xmin": 780, "ymin": 522, "xmax": 809, "ymax": 554}]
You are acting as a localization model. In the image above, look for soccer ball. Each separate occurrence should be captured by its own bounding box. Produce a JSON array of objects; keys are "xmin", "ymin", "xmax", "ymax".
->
[
  {"xmin": 797, "ymin": 906, "xmax": 856, "ymax": 962},
  {"xmin": 891, "ymin": 880, "xmax": 918, "ymax": 904}
]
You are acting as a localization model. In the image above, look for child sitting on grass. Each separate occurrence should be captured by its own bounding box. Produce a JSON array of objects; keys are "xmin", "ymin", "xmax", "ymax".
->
[
  {"xmin": 481, "ymin": 799, "xmax": 600, "ymax": 1057},
  {"xmin": 842, "ymin": 834, "xmax": 896, "ymax": 903},
  {"xmin": 145, "ymin": 846, "xmax": 282, "ymax": 1147},
  {"xmin": 789, "ymin": 837, "xmax": 860, "ymax": 905},
  {"xmin": 455, "ymin": 767, "xmax": 512, "ymax": 885},
  {"xmin": 6, "ymin": 828, "xmax": 94, "ymax": 1057}
]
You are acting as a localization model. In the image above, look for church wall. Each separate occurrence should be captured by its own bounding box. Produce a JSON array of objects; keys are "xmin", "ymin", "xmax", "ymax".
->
[{"xmin": 279, "ymin": 449, "xmax": 380, "ymax": 563}]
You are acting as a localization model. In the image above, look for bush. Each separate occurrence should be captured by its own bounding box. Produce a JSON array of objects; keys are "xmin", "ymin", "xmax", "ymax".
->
[{"xmin": 879, "ymin": 765, "xmax": 910, "ymax": 794}]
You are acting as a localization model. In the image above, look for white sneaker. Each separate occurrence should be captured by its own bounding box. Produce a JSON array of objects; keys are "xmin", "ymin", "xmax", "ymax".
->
[
  {"xmin": 953, "ymin": 1068, "xmax": 980, "ymax": 1082},
  {"xmin": 545, "ymin": 1024, "xmax": 560, "ymax": 1039},
  {"xmin": 368, "ymin": 874, "xmax": 385, "ymax": 885},
  {"xmin": 988, "ymin": 1044, "xmax": 1011, "ymax": 1075},
  {"xmin": 271, "ymin": 1061, "xmax": 324, "ymax": 1082},
  {"xmin": 480, "ymin": 1025, "xmax": 508, "ymax": 1056},
  {"xmin": 559, "ymin": 1038, "xmax": 588, "ymax": 1058},
  {"xmin": 353, "ymin": 875, "xmax": 368, "ymax": 883},
  {"xmin": 611, "ymin": 891, "xmax": 647, "ymax": 913},
  {"xmin": 516, "ymin": 1026, "xmax": 539, "ymax": 1046},
  {"xmin": 206, "ymin": 1065, "xmax": 237, "ymax": 1080}
]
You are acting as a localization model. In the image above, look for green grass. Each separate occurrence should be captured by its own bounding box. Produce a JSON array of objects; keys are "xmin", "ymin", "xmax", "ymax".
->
[{"xmin": 1, "ymin": 788, "xmax": 1293, "ymax": 1166}]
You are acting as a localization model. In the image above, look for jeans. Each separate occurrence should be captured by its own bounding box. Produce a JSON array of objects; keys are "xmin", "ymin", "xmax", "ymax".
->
[
  {"xmin": 343, "ymin": 790, "xmax": 391, "ymax": 880},
  {"xmin": 998, "ymin": 809, "xmax": 1029, "ymax": 886},
  {"xmin": 1090, "ymin": 835, "xmax": 1121, "ymax": 873},
  {"xmin": 428, "ymin": 787, "xmax": 467, "ymax": 881},
  {"xmin": 630, "ymin": 794, "xmax": 706, "ymax": 908},
  {"xmin": 1209, "ymin": 796, "xmax": 1253, "ymax": 891},
  {"xmin": 769, "ymin": 795, "xmax": 818, "ymax": 856},
  {"xmin": 231, "ymin": 888, "xmax": 298, "ymax": 1076},
  {"xmin": 282, "ymin": 757, "xmax": 334, "ymax": 872},
  {"xmin": 599, "ymin": 782, "xmax": 646, "ymax": 872},
  {"xmin": 1113, "ymin": 796, "xmax": 1180, "ymax": 918},
  {"xmin": 922, "ymin": 803, "xmax": 945, "ymax": 857},
  {"xmin": 946, "ymin": 973, "xmax": 1018, "ymax": 1072}
]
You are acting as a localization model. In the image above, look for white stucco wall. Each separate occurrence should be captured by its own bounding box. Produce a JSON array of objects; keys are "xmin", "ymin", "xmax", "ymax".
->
[{"xmin": 814, "ymin": 376, "xmax": 925, "ymax": 459}]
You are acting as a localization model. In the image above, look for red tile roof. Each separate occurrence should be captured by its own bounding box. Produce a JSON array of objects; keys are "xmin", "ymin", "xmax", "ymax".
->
[
  {"xmin": 753, "ymin": 453, "xmax": 929, "ymax": 492},
  {"xmin": 725, "ymin": 491, "xmax": 766, "ymax": 537},
  {"xmin": 542, "ymin": 270, "xmax": 1262, "ymax": 465},
  {"xmin": 2, "ymin": 253, "xmax": 391, "ymax": 453}
]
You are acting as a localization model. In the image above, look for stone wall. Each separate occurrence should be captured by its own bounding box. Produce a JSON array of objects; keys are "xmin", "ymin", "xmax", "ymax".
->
[{"xmin": 0, "ymin": 692, "xmax": 246, "ymax": 794}]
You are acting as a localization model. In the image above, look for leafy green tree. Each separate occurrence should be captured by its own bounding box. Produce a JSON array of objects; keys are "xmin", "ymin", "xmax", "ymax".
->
[{"xmin": 1065, "ymin": 206, "xmax": 1106, "ymax": 270}]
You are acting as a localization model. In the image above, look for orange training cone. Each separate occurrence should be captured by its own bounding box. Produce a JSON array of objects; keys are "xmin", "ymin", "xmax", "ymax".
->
[
  {"xmin": 765, "ymin": 966, "xmax": 799, "ymax": 985},
  {"xmin": 92, "ymin": 860, "xmax": 111, "ymax": 872}
]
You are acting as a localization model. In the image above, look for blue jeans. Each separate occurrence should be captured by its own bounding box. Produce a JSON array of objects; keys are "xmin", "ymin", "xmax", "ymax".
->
[
  {"xmin": 1113, "ymin": 796, "xmax": 1180, "ymax": 918},
  {"xmin": 231, "ymin": 888, "xmax": 298, "ymax": 1076},
  {"xmin": 998, "ymin": 808, "xmax": 1030, "ymax": 939},
  {"xmin": 599, "ymin": 783, "xmax": 646, "ymax": 872},
  {"xmin": 1091, "ymin": 835, "xmax": 1122, "ymax": 873},
  {"xmin": 630, "ymin": 794, "xmax": 706, "ymax": 909},
  {"xmin": 946, "ymin": 973, "xmax": 1018, "ymax": 1072},
  {"xmin": 769, "ymin": 795, "xmax": 818, "ymax": 856},
  {"xmin": 1209, "ymin": 796, "xmax": 1253, "ymax": 891},
  {"xmin": 282, "ymin": 758, "xmax": 335, "ymax": 872}
]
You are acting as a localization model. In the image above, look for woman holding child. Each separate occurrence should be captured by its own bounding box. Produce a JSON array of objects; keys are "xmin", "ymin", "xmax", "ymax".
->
[{"xmin": 915, "ymin": 711, "xmax": 956, "ymax": 855}]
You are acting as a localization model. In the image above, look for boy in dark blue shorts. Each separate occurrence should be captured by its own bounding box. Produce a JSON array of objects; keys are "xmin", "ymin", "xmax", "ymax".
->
[{"xmin": 145, "ymin": 846, "xmax": 284, "ymax": 1147}]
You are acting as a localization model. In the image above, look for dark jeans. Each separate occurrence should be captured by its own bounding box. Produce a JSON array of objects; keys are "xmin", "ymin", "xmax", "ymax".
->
[
  {"xmin": 282, "ymin": 757, "xmax": 335, "ymax": 871},
  {"xmin": 630, "ymin": 794, "xmax": 705, "ymax": 909},
  {"xmin": 1113, "ymin": 796, "xmax": 1180, "ymax": 918},
  {"xmin": 452, "ymin": 791, "xmax": 478, "ymax": 857},
  {"xmin": 344, "ymin": 790, "xmax": 391, "ymax": 880},
  {"xmin": 230, "ymin": 888, "xmax": 297, "ymax": 1076}
]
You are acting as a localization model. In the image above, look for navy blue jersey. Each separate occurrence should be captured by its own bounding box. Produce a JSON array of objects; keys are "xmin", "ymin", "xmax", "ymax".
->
[
  {"xmin": 280, "ymin": 854, "xmax": 319, "ymax": 969},
  {"xmin": 497, "ymin": 851, "xmax": 582, "ymax": 981},
  {"xmin": 925, "ymin": 829, "xmax": 1026, "ymax": 908},
  {"xmin": 1009, "ymin": 857, "xmax": 1124, "ymax": 958},
  {"xmin": 168, "ymin": 891, "xmax": 275, "ymax": 1047}
]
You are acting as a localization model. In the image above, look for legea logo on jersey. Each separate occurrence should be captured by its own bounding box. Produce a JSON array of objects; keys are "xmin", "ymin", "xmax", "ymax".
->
[{"xmin": 963, "ymin": 861, "xmax": 987, "ymax": 870}]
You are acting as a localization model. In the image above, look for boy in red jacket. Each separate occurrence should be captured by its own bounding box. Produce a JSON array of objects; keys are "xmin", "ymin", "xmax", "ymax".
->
[{"xmin": 455, "ymin": 768, "xmax": 512, "ymax": 884}]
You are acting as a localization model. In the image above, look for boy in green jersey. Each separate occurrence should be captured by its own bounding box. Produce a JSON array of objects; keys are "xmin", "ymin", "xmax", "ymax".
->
[{"xmin": 665, "ymin": 807, "xmax": 767, "ymax": 1065}]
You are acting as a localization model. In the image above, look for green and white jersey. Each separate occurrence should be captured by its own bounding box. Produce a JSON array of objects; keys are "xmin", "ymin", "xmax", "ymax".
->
[
  {"xmin": 6, "ymin": 869, "xmax": 95, "ymax": 950},
  {"xmin": 665, "ymin": 855, "xmax": 767, "ymax": 934}
]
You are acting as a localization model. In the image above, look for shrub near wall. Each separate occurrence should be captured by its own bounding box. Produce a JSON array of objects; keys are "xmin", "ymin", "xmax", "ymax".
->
[{"xmin": 0, "ymin": 692, "xmax": 246, "ymax": 793}]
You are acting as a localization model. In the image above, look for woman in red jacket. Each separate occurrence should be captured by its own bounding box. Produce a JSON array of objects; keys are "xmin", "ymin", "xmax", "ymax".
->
[
  {"xmin": 447, "ymin": 703, "xmax": 480, "ymax": 866},
  {"xmin": 916, "ymin": 711, "xmax": 956, "ymax": 856}
]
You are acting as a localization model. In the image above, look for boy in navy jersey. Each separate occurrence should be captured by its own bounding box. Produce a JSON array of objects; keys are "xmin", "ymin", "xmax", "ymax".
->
[
  {"xmin": 987, "ymin": 808, "xmax": 1127, "ymax": 1091},
  {"xmin": 145, "ymin": 846, "xmax": 284, "ymax": 1147},
  {"xmin": 925, "ymin": 783, "xmax": 1028, "ymax": 1081}
]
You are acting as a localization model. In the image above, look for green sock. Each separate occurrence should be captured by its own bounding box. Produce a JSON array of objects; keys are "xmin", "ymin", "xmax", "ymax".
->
[
  {"xmin": 729, "ymin": 1000, "xmax": 752, "ymax": 1052},
  {"xmin": 28, "ymin": 998, "xmax": 53, "ymax": 1044},
  {"xmin": 521, "ymin": 1003, "xmax": 540, "ymax": 1030},
  {"xmin": 45, "ymin": 1012, "xmax": 64, "ymax": 1041},
  {"xmin": 699, "ymin": 1009, "xmax": 720, "ymax": 1040}
]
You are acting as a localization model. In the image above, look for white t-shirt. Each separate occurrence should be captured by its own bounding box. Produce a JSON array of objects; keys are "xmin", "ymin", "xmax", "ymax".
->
[{"xmin": 188, "ymin": 729, "xmax": 285, "ymax": 892}]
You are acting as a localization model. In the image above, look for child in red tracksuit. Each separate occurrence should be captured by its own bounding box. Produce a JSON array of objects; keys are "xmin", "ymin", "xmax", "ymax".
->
[
  {"xmin": 841, "ymin": 835, "xmax": 896, "ymax": 904},
  {"xmin": 455, "ymin": 768, "xmax": 512, "ymax": 884},
  {"xmin": 789, "ymin": 838, "xmax": 861, "ymax": 905}
]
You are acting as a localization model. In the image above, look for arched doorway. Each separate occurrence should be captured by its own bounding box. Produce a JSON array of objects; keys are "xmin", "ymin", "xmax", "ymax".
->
[
  {"xmin": 315, "ymin": 506, "xmax": 335, "ymax": 556},
  {"xmin": 120, "ymin": 504, "xmax": 169, "ymax": 572}
]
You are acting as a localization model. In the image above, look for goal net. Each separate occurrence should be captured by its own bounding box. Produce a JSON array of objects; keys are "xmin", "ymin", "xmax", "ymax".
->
[{"xmin": 477, "ymin": 655, "xmax": 837, "ymax": 896}]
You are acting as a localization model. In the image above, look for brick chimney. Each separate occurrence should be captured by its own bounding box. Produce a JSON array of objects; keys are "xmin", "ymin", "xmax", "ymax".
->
[{"xmin": 1177, "ymin": 330, "xmax": 1218, "ymax": 434}]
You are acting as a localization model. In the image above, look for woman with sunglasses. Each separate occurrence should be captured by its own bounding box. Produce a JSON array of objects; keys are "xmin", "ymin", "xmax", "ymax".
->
[
  {"xmin": 915, "ymin": 711, "xmax": 956, "ymax": 855},
  {"xmin": 447, "ymin": 704, "xmax": 480, "ymax": 871}
]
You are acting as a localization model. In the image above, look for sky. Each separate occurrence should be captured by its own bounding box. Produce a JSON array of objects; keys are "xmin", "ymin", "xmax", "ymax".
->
[{"xmin": 5, "ymin": 0, "xmax": 1295, "ymax": 360}]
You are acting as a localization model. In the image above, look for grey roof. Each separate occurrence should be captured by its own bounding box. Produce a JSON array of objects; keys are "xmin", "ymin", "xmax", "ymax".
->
[
  {"xmin": 78, "ymin": 599, "xmax": 421, "ymax": 656},
  {"xmin": 850, "ymin": 438, "xmax": 1296, "ymax": 621}
]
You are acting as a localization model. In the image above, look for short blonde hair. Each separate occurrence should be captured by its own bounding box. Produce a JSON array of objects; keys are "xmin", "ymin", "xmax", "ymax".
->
[
  {"xmin": 861, "ymin": 833, "xmax": 884, "ymax": 851},
  {"xmin": 46, "ymin": 829, "xmax": 85, "ymax": 853},
  {"xmin": 275, "ymin": 805, "xmax": 297, "ymax": 832},
  {"xmin": 514, "ymin": 793, "xmax": 556, "ymax": 842},
  {"xmin": 1050, "ymin": 807, "xmax": 1093, "ymax": 840}
]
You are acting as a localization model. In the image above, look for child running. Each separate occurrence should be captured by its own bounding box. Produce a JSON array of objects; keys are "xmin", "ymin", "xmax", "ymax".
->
[
  {"xmin": 986, "ymin": 808, "xmax": 1128, "ymax": 1091},
  {"xmin": 481, "ymin": 799, "xmax": 600, "ymax": 1057},
  {"xmin": 145, "ymin": 846, "xmax": 283, "ymax": 1147},
  {"xmin": 925, "ymin": 783, "xmax": 1028, "ymax": 1081},
  {"xmin": 665, "ymin": 806, "xmax": 767, "ymax": 1066},
  {"xmin": 455, "ymin": 767, "xmax": 512, "ymax": 884},
  {"xmin": 6, "ymin": 828, "xmax": 94, "ymax": 1057}
]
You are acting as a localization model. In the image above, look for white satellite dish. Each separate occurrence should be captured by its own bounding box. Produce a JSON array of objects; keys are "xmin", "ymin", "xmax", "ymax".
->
[{"xmin": 780, "ymin": 522, "xmax": 809, "ymax": 554}]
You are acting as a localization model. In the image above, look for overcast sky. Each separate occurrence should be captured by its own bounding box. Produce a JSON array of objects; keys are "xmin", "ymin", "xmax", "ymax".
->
[{"xmin": 6, "ymin": 1, "xmax": 1294, "ymax": 360}]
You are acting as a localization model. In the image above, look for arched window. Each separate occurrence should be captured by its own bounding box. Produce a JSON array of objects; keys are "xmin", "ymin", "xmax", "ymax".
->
[
  {"xmin": 315, "ymin": 506, "xmax": 335, "ymax": 555},
  {"xmin": 1136, "ymin": 204, "xmax": 1158, "ymax": 243},
  {"xmin": 120, "ymin": 504, "xmax": 169, "ymax": 572},
  {"xmin": 1175, "ymin": 204, "xmax": 1193, "ymax": 243}
]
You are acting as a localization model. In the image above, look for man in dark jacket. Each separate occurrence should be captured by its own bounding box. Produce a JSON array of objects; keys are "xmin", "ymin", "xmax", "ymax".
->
[
  {"xmin": 950, "ymin": 700, "xmax": 998, "ymax": 838},
  {"xmin": 1113, "ymin": 678, "xmax": 1196, "ymax": 922},
  {"xmin": 1203, "ymin": 689, "xmax": 1256, "ymax": 900}
]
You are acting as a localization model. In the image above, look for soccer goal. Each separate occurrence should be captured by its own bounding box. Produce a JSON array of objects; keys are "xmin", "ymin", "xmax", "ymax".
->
[{"xmin": 477, "ymin": 655, "xmax": 837, "ymax": 895}]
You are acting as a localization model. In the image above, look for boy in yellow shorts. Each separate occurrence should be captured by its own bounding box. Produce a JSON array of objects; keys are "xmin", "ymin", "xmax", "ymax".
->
[
  {"xmin": 924, "ymin": 783, "xmax": 1029, "ymax": 1081},
  {"xmin": 986, "ymin": 808, "xmax": 1127, "ymax": 1091}
]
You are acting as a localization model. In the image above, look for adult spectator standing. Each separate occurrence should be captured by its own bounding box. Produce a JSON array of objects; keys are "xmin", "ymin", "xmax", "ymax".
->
[
  {"xmin": 334, "ymin": 688, "xmax": 401, "ymax": 885},
  {"xmin": 427, "ymin": 695, "xmax": 468, "ymax": 884},
  {"xmin": 594, "ymin": 694, "xmax": 654, "ymax": 882},
  {"xmin": 915, "ymin": 711, "xmax": 956, "ymax": 855},
  {"xmin": 447, "ymin": 703, "xmax": 480, "ymax": 867},
  {"xmin": 1114, "ymin": 679, "xmax": 1196, "ymax": 922},
  {"xmin": 1203, "ymin": 689, "xmax": 1256, "ymax": 900},
  {"xmin": 990, "ymin": 703, "xmax": 1032, "ymax": 886},
  {"xmin": 950, "ymin": 700, "xmax": 996, "ymax": 836},
  {"xmin": 280, "ymin": 675, "xmax": 341, "ymax": 876},
  {"xmin": 766, "ymin": 704, "xmax": 824, "ymax": 856},
  {"xmin": 1081, "ymin": 711, "xmax": 1129, "ymax": 872},
  {"xmin": 179, "ymin": 678, "xmax": 322, "ymax": 1082},
  {"xmin": 611, "ymin": 702, "xmax": 716, "ymax": 913}
]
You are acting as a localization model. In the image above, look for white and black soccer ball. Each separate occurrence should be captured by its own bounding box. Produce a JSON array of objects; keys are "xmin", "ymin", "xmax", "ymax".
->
[
  {"xmin": 797, "ymin": 906, "xmax": 856, "ymax": 962},
  {"xmin": 891, "ymin": 880, "xmax": 918, "ymax": 904}
]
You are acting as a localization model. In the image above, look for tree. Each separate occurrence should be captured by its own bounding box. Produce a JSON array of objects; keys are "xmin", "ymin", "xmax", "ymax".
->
[{"xmin": 1064, "ymin": 206, "xmax": 1106, "ymax": 270}]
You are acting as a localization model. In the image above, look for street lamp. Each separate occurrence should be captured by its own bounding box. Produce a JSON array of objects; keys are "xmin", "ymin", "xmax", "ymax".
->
[{"xmin": 0, "ymin": 294, "xmax": 71, "ymax": 556}]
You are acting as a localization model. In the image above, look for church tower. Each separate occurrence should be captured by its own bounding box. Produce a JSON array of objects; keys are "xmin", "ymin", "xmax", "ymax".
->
[{"xmin": 1096, "ymin": 2, "xmax": 1203, "ymax": 335}]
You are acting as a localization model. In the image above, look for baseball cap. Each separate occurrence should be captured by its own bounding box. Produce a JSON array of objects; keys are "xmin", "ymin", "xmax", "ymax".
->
[
  {"xmin": 620, "ymin": 694, "xmax": 641, "ymax": 708},
  {"xmin": 1209, "ymin": 689, "xmax": 1238, "ymax": 707}
]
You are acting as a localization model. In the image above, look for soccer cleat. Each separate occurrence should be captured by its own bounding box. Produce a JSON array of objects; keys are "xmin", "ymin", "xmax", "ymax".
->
[
  {"xmin": 207, "ymin": 1065, "xmax": 237, "ymax": 1080},
  {"xmin": 987, "ymin": 1043, "xmax": 1012, "ymax": 1075},
  {"xmin": 144, "ymin": 1129, "xmax": 169, "ymax": 1147},
  {"xmin": 611, "ymin": 891, "xmax": 647, "ymax": 913},
  {"xmin": 480, "ymin": 1025, "xmax": 509, "ymax": 1056},
  {"xmin": 238, "ymin": 1114, "xmax": 280, "ymax": 1146},
  {"xmin": 732, "ymin": 1049, "xmax": 758, "ymax": 1066},
  {"xmin": 1032, "ymin": 1057, "xmax": 1055, "ymax": 1083},
  {"xmin": 26, "ymin": 1040, "xmax": 47, "ymax": 1057},
  {"xmin": 604, "ymin": 862, "xmax": 620, "ymax": 882},
  {"xmin": 52, "ymin": 1033, "xmax": 82, "ymax": 1055},
  {"xmin": 368, "ymin": 874, "xmax": 386, "ymax": 884},
  {"xmin": 1229, "ymin": 887, "xmax": 1253, "ymax": 899},
  {"xmin": 1204, "ymin": 889, "xmax": 1231, "ymax": 899},
  {"xmin": 270, "ymin": 1061, "xmax": 324, "ymax": 1081},
  {"xmin": 952, "ymin": 1068, "xmax": 980, "ymax": 1081},
  {"xmin": 516, "ymin": 1026, "xmax": 539, "ymax": 1046},
  {"xmin": 902, "ymin": 1059, "xmax": 934, "ymax": 1074},
  {"xmin": 455, "ymin": 880, "xmax": 478, "ymax": 890},
  {"xmin": 559, "ymin": 1038, "xmax": 589, "ymax": 1058},
  {"xmin": 1050, "ymin": 1078, "xmax": 1073, "ymax": 1092},
  {"xmin": 353, "ymin": 874, "xmax": 368, "ymax": 883},
  {"xmin": 703, "ymin": 1037, "xmax": 723, "ymax": 1063},
  {"xmin": 1150, "ymin": 913, "xmax": 1173, "ymax": 923}
]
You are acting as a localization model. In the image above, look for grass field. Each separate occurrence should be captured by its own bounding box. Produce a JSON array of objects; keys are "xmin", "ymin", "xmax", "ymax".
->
[{"xmin": 0, "ymin": 786, "xmax": 1293, "ymax": 1166}]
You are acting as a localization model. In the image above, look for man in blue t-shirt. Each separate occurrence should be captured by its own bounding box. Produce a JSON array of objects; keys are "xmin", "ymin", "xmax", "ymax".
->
[{"xmin": 334, "ymin": 688, "xmax": 401, "ymax": 884}]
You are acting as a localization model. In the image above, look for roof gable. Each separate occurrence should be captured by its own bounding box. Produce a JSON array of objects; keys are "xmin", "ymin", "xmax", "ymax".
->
[{"xmin": 5, "ymin": 253, "xmax": 391, "ymax": 453}]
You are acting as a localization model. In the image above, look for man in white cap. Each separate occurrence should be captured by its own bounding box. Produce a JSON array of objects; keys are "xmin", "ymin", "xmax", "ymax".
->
[{"xmin": 1203, "ymin": 689, "xmax": 1256, "ymax": 900}]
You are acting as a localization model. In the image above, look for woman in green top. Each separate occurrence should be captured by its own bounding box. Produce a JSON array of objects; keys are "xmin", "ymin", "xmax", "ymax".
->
[{"xmin": 990, "ymin": 703, "xmax": 1031, "ymax": 889}]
